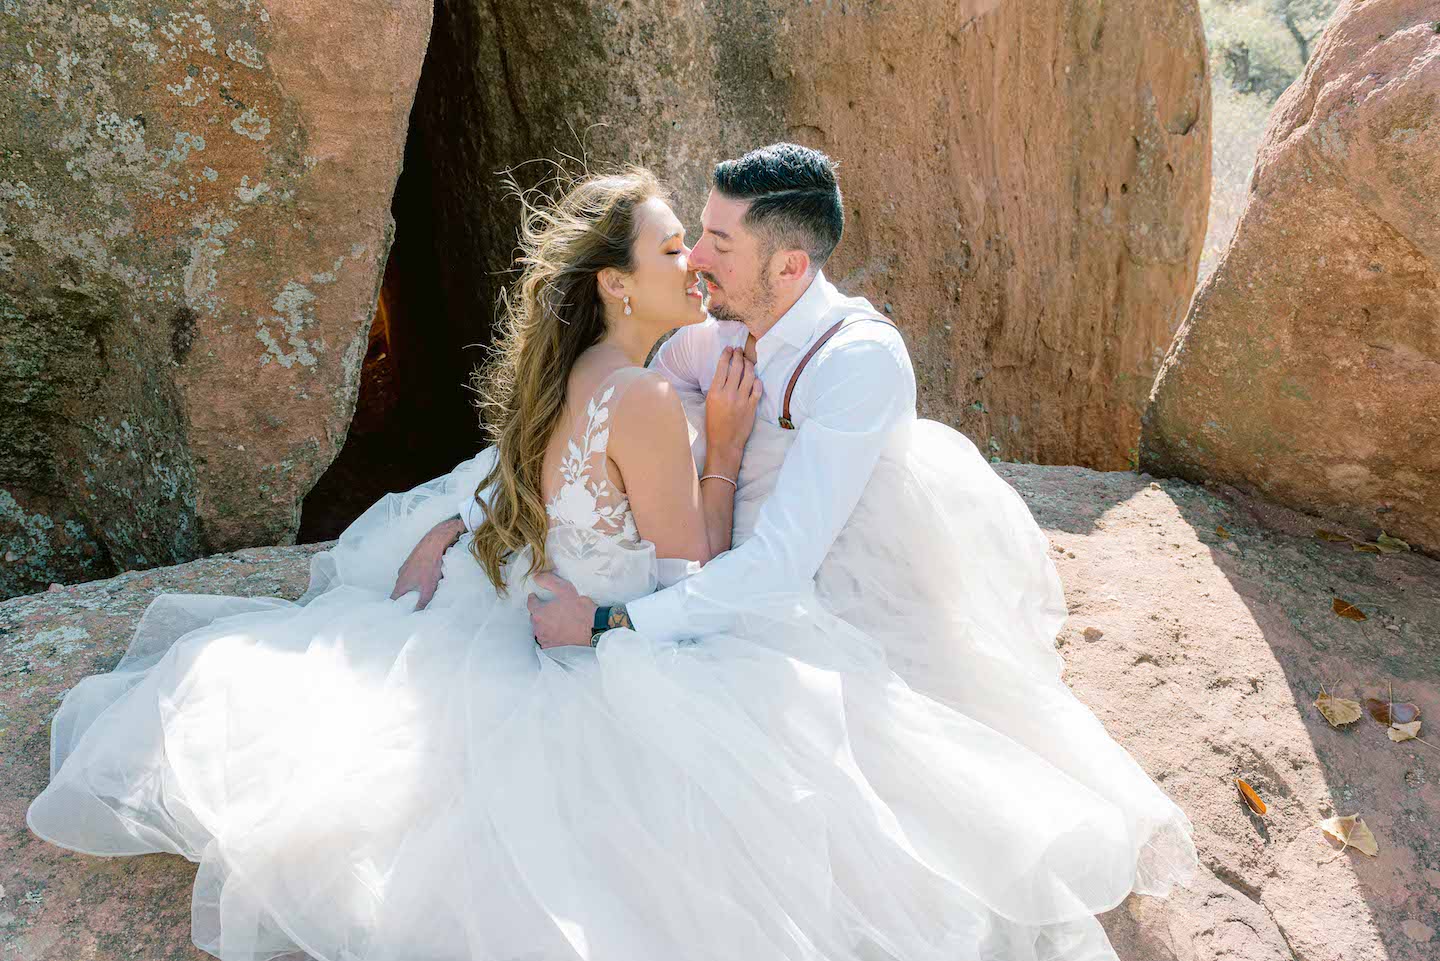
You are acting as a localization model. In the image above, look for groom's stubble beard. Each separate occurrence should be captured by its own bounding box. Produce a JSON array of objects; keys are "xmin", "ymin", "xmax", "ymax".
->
[{"xmin": 703, "ymin": 264, "xmax": 775, "ymax": 333}]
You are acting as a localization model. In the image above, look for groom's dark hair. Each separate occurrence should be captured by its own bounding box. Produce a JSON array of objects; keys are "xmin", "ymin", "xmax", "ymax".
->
[{"xmin": 712, "ymin": 143, "xmax": 844, "ymax": 269}]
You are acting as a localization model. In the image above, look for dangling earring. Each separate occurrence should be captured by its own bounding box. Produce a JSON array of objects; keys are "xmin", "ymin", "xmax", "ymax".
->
[{"xmin": 623, "ymin": 294, "xmax": 632, "ymax": 316}]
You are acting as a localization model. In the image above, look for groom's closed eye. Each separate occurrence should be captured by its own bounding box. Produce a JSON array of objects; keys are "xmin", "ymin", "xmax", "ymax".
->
[{"xmin": 701, "ymin": 226, "xmax": 731, "ymax": 252}]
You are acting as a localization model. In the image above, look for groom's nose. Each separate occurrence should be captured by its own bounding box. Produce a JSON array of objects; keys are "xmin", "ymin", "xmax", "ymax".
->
[{"xmin": 688, "ymin": 236, "xmax": 714, "ymax": 271}]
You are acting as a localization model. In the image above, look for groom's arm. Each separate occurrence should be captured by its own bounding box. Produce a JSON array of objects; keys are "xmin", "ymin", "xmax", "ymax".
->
[{"xmin": 625, "ymin": 329, "xmax": 916, "ymax": 643}]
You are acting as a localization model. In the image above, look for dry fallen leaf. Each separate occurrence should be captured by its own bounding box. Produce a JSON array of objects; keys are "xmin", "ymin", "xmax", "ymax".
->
[
  {"xmin": 1352, "ymin": 542, "xmax": 1382, "ymax": 553},
  {"xmin": 1316, "ymin": 691, "xmax": 1363, "ymax": 727},
  {"xmin": 1365, "ymin": 684, "xmax": 1439, "ymax": 752},
  {"xmin": 1332, "ymin": 597, "xmax": 1367, "ymax": 621},
  {"xmin": 1388, "ymin": 721, "xmax": 1422, "ymax": 742},
  {"xmin": 1375, "ymin": 532, "xmax": 1410, "ymax": 553},
  {"xmin": 1215, "ymin": 524, "xmax": 1230, "ymax": 539},
  {"xmin": 1236, "ymin": 778, "xmax": 1267, "ymax": 816},
  {"xmin": 1319, "ymin": 814, "xmax": 1379, "ymax": 861},
  {"xmin": 1364, "ymin": 698, "xmax": 1421, "ymax": 726},
  {"xmin": 1315, "ymin": 528, "xmax": 1353, "ymax": 542}
]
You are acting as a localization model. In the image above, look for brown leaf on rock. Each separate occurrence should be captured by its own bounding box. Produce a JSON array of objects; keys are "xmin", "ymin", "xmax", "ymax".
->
[
  {"xmin": 1318, "ymin": 814, "xmax": 1379, "ymax": 861},
  {"xmin": 1316, "ymin": 692, "xmax": 1363, "ymax": 727},
  {"xmin": 1352, "ymin": 542, "xmax": 1382, "ymax": 553},
  {"xmin": 1215, "ymin": 524, "xmax": 1230, "ymax": 538},
  {"xmin": 1236, "ymin": 778, "xmax": 1267, "ymax": 816},
  {"xmin": 1364, "ymin": 698, "xmax": 1421, "ymax": 726},
  {"xmin": 1315, "ymin": 528, "xmax": 1353, "ymax": 542},
  {"xmin": 1332, "ymin": 597, "xmax": 1367, "ymax": 620}
]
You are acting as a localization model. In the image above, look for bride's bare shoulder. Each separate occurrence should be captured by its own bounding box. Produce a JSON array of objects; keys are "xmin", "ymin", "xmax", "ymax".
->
[{"xmin": 605, "ymin": 367, "xmax": 688, "ymax": 451}]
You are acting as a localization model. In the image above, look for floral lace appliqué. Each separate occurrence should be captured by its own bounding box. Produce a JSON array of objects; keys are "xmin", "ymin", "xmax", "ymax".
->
[{"xmin": 546, "ymin": 384, "xmax": 640, "ymax": 543}]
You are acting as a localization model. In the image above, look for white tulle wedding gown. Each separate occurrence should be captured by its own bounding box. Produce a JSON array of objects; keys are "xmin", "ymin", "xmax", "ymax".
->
[{"xmin": 27, "ymin": 367, "xmax": 1198, "ymax": 961}]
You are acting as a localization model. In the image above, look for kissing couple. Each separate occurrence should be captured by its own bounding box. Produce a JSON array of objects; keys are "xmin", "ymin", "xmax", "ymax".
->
[{"xmin": 29, "ymin": 143, "xmax": 1199, "ymax": 961}]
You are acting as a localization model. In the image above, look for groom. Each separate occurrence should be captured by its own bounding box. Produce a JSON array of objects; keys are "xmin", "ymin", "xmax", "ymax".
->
[{"xmin": 528, "ymin": 142, "xmax": 918, "ymax": 645}]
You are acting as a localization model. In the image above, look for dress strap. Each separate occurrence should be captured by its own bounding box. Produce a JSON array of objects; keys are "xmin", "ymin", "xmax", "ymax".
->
[{"xmin": 778, "ymin": 316, "xmax": 897, "ymax": 430}]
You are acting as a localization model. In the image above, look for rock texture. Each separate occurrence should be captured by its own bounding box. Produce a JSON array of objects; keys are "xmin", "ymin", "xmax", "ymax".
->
[
  {"xmin": 4, "ymin": 467, "xmax": 1438, "ymax": 960},
  {"xmin": 412, "ymin": 0, "xmax": 1210, "ymax": 470},
  {"xmin": 1141, "ymin": 1, "xmax": 1440, "ymax": 555},
  {"xmin": 0, "ymin": 1, "xmax": 432, "ymax": 599},
  {"xmin": 0, "ymin": 542, "xmax": 327, "ymax": 961}
]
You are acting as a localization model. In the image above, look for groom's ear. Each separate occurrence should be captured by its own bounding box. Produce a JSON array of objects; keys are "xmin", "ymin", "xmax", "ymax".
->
[{"xmin": 776, "ymin": 247, "xmax": 811, "ymax": 283}]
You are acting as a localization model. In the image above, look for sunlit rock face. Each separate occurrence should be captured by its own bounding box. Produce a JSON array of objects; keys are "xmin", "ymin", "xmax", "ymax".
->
[
  {"xmin": 1142, "ymin": 0, "xmax": 1440, "ymax": 554},
  {"xmin": 2, "ymin": 0, "xmax": 1214, "ymax": 596},
  {"xmin": 412, "ymin": 0, "xmax": 1211, "ymax": 471},
  {"xmin": 0, "ymin": 2, "xmax": 432, "ymax": 597}
]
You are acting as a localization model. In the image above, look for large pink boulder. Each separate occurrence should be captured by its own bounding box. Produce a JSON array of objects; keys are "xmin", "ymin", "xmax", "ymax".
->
[
  {"xmin": 0, "ymin": 1, "xmax": 432, "ymax": 598},
  {"xmin": 1141, "ymin": 0, "xmax": 1440, "ymax": 553}
]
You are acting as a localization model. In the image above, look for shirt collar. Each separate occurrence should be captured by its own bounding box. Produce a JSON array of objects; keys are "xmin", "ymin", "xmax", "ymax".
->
[{"xmin": 761, "ymin": 270, "xmax": 841, "ymax": 349}]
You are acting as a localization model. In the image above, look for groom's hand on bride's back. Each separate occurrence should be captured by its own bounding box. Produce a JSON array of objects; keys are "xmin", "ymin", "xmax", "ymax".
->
[
  {"xmin": 390, "ymin": 516, "xmax": 466, "ymax": 609},
  {"xmin": 528, "ymin": 572, "xmax": 598, "ymax": 648}
]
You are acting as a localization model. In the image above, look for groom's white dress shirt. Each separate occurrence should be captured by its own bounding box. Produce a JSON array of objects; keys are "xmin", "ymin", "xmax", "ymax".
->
[
  {"xmin": 459, "ymin": 270, "xmax": 917, "ymax": 644},
  {"xmin": 630, "ymin": 271, "xmax": 916, "ymax": 642}
]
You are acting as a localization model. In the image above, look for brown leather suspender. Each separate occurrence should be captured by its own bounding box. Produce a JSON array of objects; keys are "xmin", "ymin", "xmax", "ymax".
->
[{"xmin": 777, "ymin": 316, "xmax": 897, "ymax": 429}]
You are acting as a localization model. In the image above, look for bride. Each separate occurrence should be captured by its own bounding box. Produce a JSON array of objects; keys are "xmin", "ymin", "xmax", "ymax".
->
[{"xmin": 27, "ymin": 166, "xmax": 1198, "ymax": 961}]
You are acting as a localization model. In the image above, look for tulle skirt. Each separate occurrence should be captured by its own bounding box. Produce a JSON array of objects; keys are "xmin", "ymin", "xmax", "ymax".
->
[{"xmin": 26, "ymin": 422, "xmax": 1199, "ymax": 961}]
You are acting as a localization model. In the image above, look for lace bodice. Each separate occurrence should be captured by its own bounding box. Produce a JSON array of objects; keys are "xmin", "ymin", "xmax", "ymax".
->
[
  {"xmin": 545, "ymin": 380, "xmax": 640, "ymax": 544},
  {"xmin": 535, "ymin": 367, "xmax": 656, "ymax": 607}
]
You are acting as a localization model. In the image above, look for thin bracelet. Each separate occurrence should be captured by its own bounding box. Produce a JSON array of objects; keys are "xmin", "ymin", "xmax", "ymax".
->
[{"xmin": 700, "ymin": 473, "xmax": 738, "ymax": 489}]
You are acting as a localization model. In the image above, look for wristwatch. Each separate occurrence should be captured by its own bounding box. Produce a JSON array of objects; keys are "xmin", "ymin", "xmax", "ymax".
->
[{"xmin": 590, "ymin": 604, "xmax": 633, "ymax": 646}]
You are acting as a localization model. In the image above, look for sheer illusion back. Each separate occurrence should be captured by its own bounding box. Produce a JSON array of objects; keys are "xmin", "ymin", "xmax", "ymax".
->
[
  {"xmin": 542, "ymin": 366, "xmax": 647, "ymax": 543},
  {"xmin": 537, "ymin": 365, "xmax": 658, "ymax": 606}
]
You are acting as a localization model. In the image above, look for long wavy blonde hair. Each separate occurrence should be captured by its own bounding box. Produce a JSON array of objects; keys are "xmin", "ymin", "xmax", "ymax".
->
[{"xmin": 467, "ymin": 166, "xmax": 666, "ymax": 592}]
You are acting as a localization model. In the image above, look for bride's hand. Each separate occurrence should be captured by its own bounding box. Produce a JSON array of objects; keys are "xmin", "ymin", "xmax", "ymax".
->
[
  {"xmin": 705, "ymin": 346, "xmax": 761, "ymax": 477},
  {"xmin": 390, "ymin": 516, "xmax": 465, "ymax": 609}
]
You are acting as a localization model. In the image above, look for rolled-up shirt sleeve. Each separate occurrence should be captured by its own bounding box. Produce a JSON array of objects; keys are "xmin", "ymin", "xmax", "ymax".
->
[{"xmin": 626, "ymin": 328, "xmax": 916, "ymax": 643}]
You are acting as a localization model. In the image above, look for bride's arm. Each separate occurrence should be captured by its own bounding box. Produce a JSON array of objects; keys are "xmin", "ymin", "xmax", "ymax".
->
[
  {"xmin": 608, "ymin": 355, "xmax": 758, "ymax": 564},
  {"xmin": 698, "ymin": 347, "xmax": 759, "ymax": 556}
]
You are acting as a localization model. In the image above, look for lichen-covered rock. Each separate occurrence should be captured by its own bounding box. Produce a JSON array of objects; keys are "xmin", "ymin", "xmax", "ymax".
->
[
  {"xmin": 413, "ymin": 0, "xmax": 1211, "ymax": 471},
  {"xmin": 5, "ymin": 469, "xmax": 1439, "ymax": 959},
  {"xmin": 0, "ymin": 541, "xmax": 325, "ymax": 960},
  {"xmin": 1140, "ymin": 0, "xmax": 1440, "ymax": 554},
  {"xmin": 0, "ymin": 1, "xmax": 432, "ymax": 598}
]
